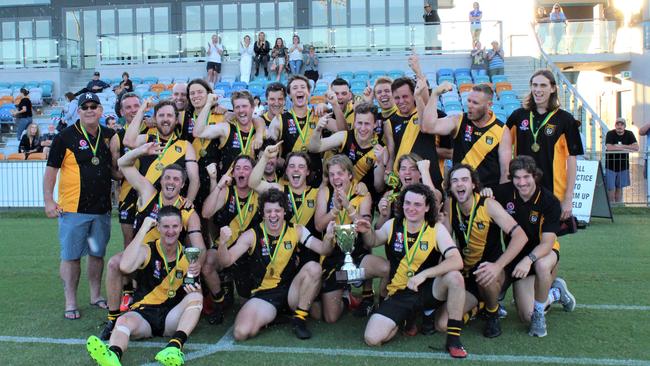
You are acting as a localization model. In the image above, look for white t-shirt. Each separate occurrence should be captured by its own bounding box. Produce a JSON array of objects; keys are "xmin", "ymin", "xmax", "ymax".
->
[
  {"xmin": 289, "ymin": 44, "xmax": 303, "ymax": 61},
  {"xmin": 207, "ymin": 43, "xmax": 223, "ymax": 63}
]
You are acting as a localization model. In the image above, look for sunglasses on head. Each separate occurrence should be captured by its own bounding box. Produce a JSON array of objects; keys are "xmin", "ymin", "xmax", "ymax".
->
[{"xmin": 80, "ymin": 103, "xmax": 99, "ymax": 111}]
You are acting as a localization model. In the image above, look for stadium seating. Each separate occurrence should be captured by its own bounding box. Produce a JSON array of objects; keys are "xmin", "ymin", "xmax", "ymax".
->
[
  {"xmin": 438, "ymin": 75, "xmax": 454, "ymax": 84},
  {"xmin": 231, "ymin": 82, "xmax": 247, "ymax": 91},
  {"xmin": 495, "ymin": 82, "xmax": 513, "ymax": 94},
  {"xmin": 27, "ymin": 152, "xmax": 46, "ymax": 160},
  {"xmin": 7, "ymin": 153, "xmax": 25, "ymax": 161},
  {"xmin": 337, "ymin": 71, "xmax": 353, "ymax": 81},
  {"xmin": 387, "ymin": 70, "xmax": 404, "ymax": 79},
  {"xmin": 354, "ymin": 71, "xmax": 370, "ymax": 80},
  {"xmin": 502, "ymin": 101, "xmax": 521, "ymax": 117},
  {"xmin": 142, "ymin": 77, "xmax": 158, "ymax": 85},
  {"xmin": 491, "ymin": 75, "xmax": 508, "ymax": 83},
  {"xmin": 159, "ymin": 91, "xmax": 172, "ymax": 100},
  {"xmin": 0, "ymin": 82, "xmax": 9, "ymax": 89},
  {"xmin": 474, "ymin": 75, "xmax": 490, "ymax": 84}
]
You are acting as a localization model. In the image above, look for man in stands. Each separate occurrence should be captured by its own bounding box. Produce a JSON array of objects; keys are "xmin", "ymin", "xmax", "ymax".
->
[
  {"xmin": 605, "ymin": 118, "xmax": 638, "ymax": 203},
  {"xmin": 44, "ymin": 92, "xmax": 120, "ymax": 319},
  {"xmin": 74, "ymin": 71, "xmax": 110, "ymax": 97}
]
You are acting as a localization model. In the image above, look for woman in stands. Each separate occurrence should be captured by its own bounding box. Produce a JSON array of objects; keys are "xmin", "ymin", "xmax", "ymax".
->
[
  {"xmin": 11, "ymin": 88, "xmax": 33, "ymax": 141},
  {"xmin": 254, "ymin": 32, "xmax": 271, "ymax": 78},
  {"xmin": 271, "ymin": 38, "xmax": 288, "ymax": 82},
  {"xmin": 240, "ymin": 35, "xmax": 254, "ymax": 84},
  {"xmin": 549, "ymin": 3, "xmax": 568, "ymax": 54},
  {"xmin": 19, "ymin": 122, "xmax": 42, "ymax": 156},
  {"xmin": 288, "ymin": 35, "xmax": 304, "ymax": 75}
]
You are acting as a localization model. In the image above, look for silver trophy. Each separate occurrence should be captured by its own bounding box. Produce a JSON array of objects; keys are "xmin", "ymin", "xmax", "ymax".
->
[
  {"xmin": 334, "ymin": 224, "xmax": 366, "ymax": 283},
  {"xmin": 183, "ymin": 247, "xmax": 202, "ymax": 285}
]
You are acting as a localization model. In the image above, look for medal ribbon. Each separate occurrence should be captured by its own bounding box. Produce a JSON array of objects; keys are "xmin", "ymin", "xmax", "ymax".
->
[
  {"xmin": 235, "ymin": 122, "xmax": 254, "ymax": 156},
  {"xmin": 158, "ymin": 194, "xmax": 182, "ymax": 209},
  {"xmin": 288, "ymin": 187, "xmax": 305, "ymax": 224},
  {"xmin": 336, "ymin": 185, "xmax": 354, "ymax": 224},
  {"xmin": 79, "ymin": 122, "xmax": 102, "ymax": 160},
  {"xmin": 156, "ymin": 131, "xmax": 175, "ymax": 162},
  {"xmin": 381, "ymin": 105, "xmax": 398, "ymax": 118},
  {"xmin": 198, "ymin": 113, "xmax": 211, "ymax": 155},
  {"xmin": 234, "ymin": 189, "xmax": 253, "ymax": 228},
  {"xmin": 529, "ymin": 109, "xmax": 558, "ymax": 149},
  {"xmin": 290, "ymin": 108, "xmax": 311, "ymax": 148},
  {"xmin": 261, "ymin": 222, "xmax": 287, "ymax": 267},
  {"xmin": 156, "ymin": 240, "xmax": 181, "ymax": 295},
  {"xmin": 402, "ymin": 219, "xmax": 427, "ymax": 273},
  {"xmin": 456, "ymin": 194, "xmax": 479, "ymax": 244}
]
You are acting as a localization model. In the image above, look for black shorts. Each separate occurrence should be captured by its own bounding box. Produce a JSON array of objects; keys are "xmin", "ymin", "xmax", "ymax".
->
[
  {"xmin": 118, "ymin": 201, "xmax": 136, "ymax": 225},
  {"xmin": 252, "ymin": 286, "xmax": 290, "ymax": 311},
  {"xmin": 506, "ymin": 249, "xmax": 560, "ymax": 283},
  {"xmin": 133, "ymin": 305, "xmax": 173, "ymax": 337},
  {"xmin": 375, "ymin": 290, "xmax": 422, "ymax": 325},
  {"xmin": 320, "ymin": 253, "xmax": 367, "ymax": 293},
  {"xmin": 462, "ymin": 269, "xmax": 481, "ymax": 300},
  {"xmin": 207, "ymin": 62, "xmax": 221, "ymax": 73}
]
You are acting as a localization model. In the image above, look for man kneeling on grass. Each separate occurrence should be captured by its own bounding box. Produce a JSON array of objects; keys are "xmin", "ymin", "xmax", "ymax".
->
[
  {"xmin": 217, "ymin": 188, "xmax": 336, "ymax": 340},
  {"xmin": 355, "ymin": 183, "xmax": 469, "ymax": 358},
  {"xmin": 86, "ymin": 207, "xmax": 202, "ymax": 366}
]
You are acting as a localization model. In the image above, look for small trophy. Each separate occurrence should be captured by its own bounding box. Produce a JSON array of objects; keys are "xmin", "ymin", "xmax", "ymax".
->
[
  {"xmin": 334, "ymin": 224, "xmax": 366, "ymax": 283},
  {"xmin": 183, "ymin": 247, "xmax": 201, "ymax": 285}
]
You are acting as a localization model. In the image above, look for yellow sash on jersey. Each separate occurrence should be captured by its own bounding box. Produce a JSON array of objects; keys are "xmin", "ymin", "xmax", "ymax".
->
[
  {"xmin": 251, "ymin": 224, "xmax": 300, "ymax": 293},
  {"xmin": 131, "ymin": 241, "xmax": 189, "ymax": 308},
  {"xmin": 344, "ymin": 101, "xmax": 355, "ymax": 130},
  {"xmin": 341, "ymin": 132, "xmax": 378, "ymax": 183},
  {"xmin": 452, "ymin": 194, "xmax": 492, "ymax": 273},
  {"xmin": 281, "ymin": 109, "xmax": 318, "ymax": 152},
  {"xmin": 191, "ymin": 113, "xmax": 224, "ymax": 158},
  {"xmin": 458, "ymin": 113, "xmax": 503, "ymax": 170},
  {"xmin": 225, "ymin": 189, "xmax": 259, "ymax": 247},
  {"xmin": 143, "ymin": 138, "xmax": 187, "ymax": 184},
  {"xmin": 386, "ymin": 222, "xmax": 439, "ymax": 296},
  {"xmin": 285, "ymin": 185, "xmax": 318, "ymax": 226},
  {"xmin": 392, "ymin": 113, "xmax": 420, "ymax": 173}
]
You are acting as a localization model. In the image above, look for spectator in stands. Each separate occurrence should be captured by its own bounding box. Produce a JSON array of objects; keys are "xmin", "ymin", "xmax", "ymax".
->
[
  {"xmin": 206, "ymin": 34, "xmax": 224, "ymax": 85},
  {"xmin": 549, "ymin": 3, "xmax": 568, "ymax": 54},
  {"xmin": 304, "ymin": 46, "xmax": 320, "ymax": 84},
  {"xmin": 63, "ymin": 92, "xmax": 78, "ymax": 127},
  {"xmin": 253, "ymin": 96, "xmax": 264, "ymax": 118},
  {"xmin": 605, "ymin": 118, "xmax": 639, "ymax": 203},
  {"xmin": 19, "ymin": 122, "xmax": 42, "ymax": 155},
  {"xmin": 470, "ymin": 41, "xmax": 487, "ymax": 76},
  {"xmin": 240, "ymin": 35, "xmax": 254, "ymax": 84},
  {"xmin": 40, "ymin": 123, "xmax": 57, "ymax": 158},
  {"xmin": 113, "ymin": 72, "xmax": 134, "ymax": 117},
  {"xmin": 74, "ymin": 71, "xmax": 110, "ymax": 97},
  {"xmin": 11, "ymin": 88, "xmax": 33, "ymax": 140},
  {"xmin": 288, "ymin": 35, "xmax": 304, "ymax": 75},
  {"xmin": 469, "ymin": 2, "xmax": 482, "ymax": 44},
  {"xmin": 535, "ymin": 7, "xmax": 549, "ymax": 46},
  {"xmin": 486, "ymin": 41, "xmax": 505, "ymax": 78},
  {"xmin": 254, "ymin": 32, "xmax": 271, "ymax": 78},
  {"xmin": 105, "ymin": 116, "xmax": 119, "ymax": 131},
  {"xmin": 271, "ymin": 37, "xmax": 288, "ymax": 82},
  {"xmin": 423, "ymin": 2, "xmax": 441, "ymax": 51}
]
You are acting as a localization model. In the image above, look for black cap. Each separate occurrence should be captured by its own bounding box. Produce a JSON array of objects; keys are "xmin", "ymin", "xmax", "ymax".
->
[
  {"xmin": 93, "ymin": 71, "xmax": 100, "ymax": 76},
  {"xmin": 78, "ymin": 92, "xmax": 101, "ymax": 106}
]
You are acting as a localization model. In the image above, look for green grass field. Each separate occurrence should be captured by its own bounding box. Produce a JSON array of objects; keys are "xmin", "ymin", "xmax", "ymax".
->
[{"xmin": 1, "ymin": 209, "xmax": 649, "ymax": 366}]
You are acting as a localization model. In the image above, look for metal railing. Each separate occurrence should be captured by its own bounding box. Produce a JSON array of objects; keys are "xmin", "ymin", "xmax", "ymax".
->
[
  {"xmin": 0, "ymin": 37, "xmax": 81, "ymax": 69},
  {"xmin": 596, "ymin": 151, "xmax": 648, "ymax": 206},
  {"xmin": 534, "ymin": 19, "xmax": 632, "ymax": 55}
]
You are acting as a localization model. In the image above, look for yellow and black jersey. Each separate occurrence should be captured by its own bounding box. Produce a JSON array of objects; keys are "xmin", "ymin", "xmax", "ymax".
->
[
  {"xmin": 493, "ymin": 183, "xmax": 561, "ymax": 262},
  {"xmin": 387, "ymin": 109, "xmax": 444, "ymax": 191},
  {"xmin": 506, "ymin": 108, "xmax": 584, "ymax": 200},
  {"xmin": 282, "ymin": 184, "xmax": 318, "ymax": 234},
  {"xmin": 452, "ymin": 112, "xmax": 504, "ymax": 188},
  {"xmin": 131, "ymin": 240, "xmax": 189, "ymax": 309},
  {"xmin": 193, "ymin": 112, "xmax": 226, "ymax": 211},
  {"xmin": 372, "ymin": 109, "xmax": 393, "ymax": 145},
  {"xmin": 248, "ymin": 223, "xmax": 302, "ymax": 293},
  {"xmin": 133, "ymin": 192, "xmax": 194, "ymax": 244},
  {"xmin": 46, "ymin": 121, "xmax": 116, "ymax": 214},
  {"xmin": 261, "ymin": 111, "xmax": 275, "ymax": 128},
  {"xmin": 321, "ymin": 184, "xmax": 369, "ymax": 265},
  {"xmin": 385, "ymin": 219, "xmax": 441, "ymax": 296},
  {"xmin": 116, "ymin": 124, "xmax": 155, "ymax": 221},
  {"xmin": 450, "ymin": 194, "xmax": 503, "ymax": 274},
  {"xmin": 278, "ymin": 109, "xmax": 323, "ymax": 185},
  {"xmin": 179, "ymin": 110, "xmax": 196, "ymax": 142},
  {"xmin": 213, "ymin": 187, "xmax": 260, "ymax": 247},
  {"xmin": 138, "ymin": 133, "xmax": 189, "ymax": 191},
  {"xmin": 343, "ymin": 101, "xmax": 355, "ymax": 129},
  {"xmin": 339, "ymin": 131, "xmax": 381, "ymax": 200},
  {"xmin": 217, "ymin": 122, "xmax": 257, "ymax": 177}
]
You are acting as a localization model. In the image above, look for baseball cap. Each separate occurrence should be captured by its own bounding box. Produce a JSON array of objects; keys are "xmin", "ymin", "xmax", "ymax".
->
[
  {"xmin": 615, "ymin": 118, "xmax": 626, "ymax": 125},
  {"xmin": 93, "ymin": 71, "xmax": 100, "ymax": 76},
  {"xmin": 78, "ymin": 92, "xmax": 101, "ymax": 106}
]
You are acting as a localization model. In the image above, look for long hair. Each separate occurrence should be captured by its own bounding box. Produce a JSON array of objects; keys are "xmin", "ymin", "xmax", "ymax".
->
[
  {"xmin": 186, "ymin": 78, "xmax": 213, "ymax": 116},
  {"xmin": 523, "ymin": 69, "xmax": 560, "ymax": 112},
  {"xmin": 394, "ymin": 183, "xmax": 438, "ymax": 227},
  {"xmin": 444, "ymin": 163, "xmax": 482, "ymax": 196},
  {"xmin": 508, "ymin": 155, "xmax": 543, "ymax": 183},
  {"xmin": 259, "ymin": 187, "xmax": 289, "ymax": 214}
]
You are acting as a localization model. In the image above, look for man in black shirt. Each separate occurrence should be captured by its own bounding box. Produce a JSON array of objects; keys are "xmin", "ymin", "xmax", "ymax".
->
[
  {"xmin": 423, "ymin": 2, "xmax": 441, "ymax": 51},
  {"xmin": 605, "ymin": 118, "xmax": 638, "ymax": 203},
  {"xmin": 11, "ymin": 88, "xmax": 33, "ymax": 140},
  {"xmin": 74, "ymin": 71, "xmax": 111, "ymax": 97}
]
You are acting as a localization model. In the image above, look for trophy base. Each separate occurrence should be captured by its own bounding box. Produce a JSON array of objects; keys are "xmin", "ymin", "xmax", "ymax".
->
[
  {"xmin": 335, "ymin": 268, "xmax": 366, "ymax": 284},
  {"xmin": 183, "ymin": 276, "xmax": 199, "ymax": 286}
]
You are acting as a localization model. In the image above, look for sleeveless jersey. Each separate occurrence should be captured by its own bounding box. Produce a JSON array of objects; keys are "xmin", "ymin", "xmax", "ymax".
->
[
  {"xmin": 249, "ymin": 223, "xmax": 302, "ymax": 293},
  {"xmin": 213, "ymin": 187, "xmax": 260, "ymax": 247}
]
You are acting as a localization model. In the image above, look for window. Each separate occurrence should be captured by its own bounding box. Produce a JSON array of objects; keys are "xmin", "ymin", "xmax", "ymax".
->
[
  {"xmin": 136, "ymin": 8, "xmax": 151, "ymax": 33},
  {"xmin": 118, "ymin": 9, "xmax": 133, "ymax": 34},
  {"xmin": 19, "ymin": 21, "xmax": 32, "ymax": 38},
  {"xmin": 278, "ymin": 2, "xmax": 294, "ymax": 28},
  {"xmin": 186, "ymin": 5, "xmax": 201, "ymax": 32},
  {"xmin": 100, "ymin": 9, "xmax": 115, "ymax": 34},
  {"xmin": 2, "ymin": 22, "xmax": 15, "ymax": 40},
  {"xmin": 331, "ymin": 1, "xmax": 347, "ymax": 26},
  {"xmin": 35, "ymin": 20, "xmax": 50, "ymax": 38},
  {"xmin": 370, "ymin": 1, "xmax": 385, "ymax": 24},
  {"xmin": 311, "ymin": 1, "xmax": 327, "ymax": 27},
  {"xmin": 388, "ymin": 0, "xmax": 405, "ymax": 24},
  {"xmin": 350, "ymin": 0, "xmax": 367, "ymax": 25},
  {"xmin": 83, "ymin": 11, "xmax": 97, "ymax": 53},
  {"xmin": 407, "ymin": 0, "xmax": 423, "ymax": 24},
  {"xmin": 241, "ymin": 3, "xmax": 257, "ymax": 29},
  {"xmin": 222, "ymin": 4, "xmax": 238, "ymax": 30},
  {"xmin": 260, "ymin": 2, "xmax": 276, "ymax": 28},
  {"xmin": 153, "ymin": 7, "xmax": 169, "ymax": 32},
  {"xmin": 204, "ymin": 5, "xmax": 219, "ymax": 31},
  {"xmin": 65, "ymin": 11, "xmax": 80, "ymax": 41}
]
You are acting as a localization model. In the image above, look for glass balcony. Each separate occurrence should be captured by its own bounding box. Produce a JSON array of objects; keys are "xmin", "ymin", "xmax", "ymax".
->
[
  {"xmin": 534, "ymin": 20, "xmax": 634, "ymax": 55},
  {"xmin": 0, "ymin": 37, "xmax": 80, "ymax": 69}
]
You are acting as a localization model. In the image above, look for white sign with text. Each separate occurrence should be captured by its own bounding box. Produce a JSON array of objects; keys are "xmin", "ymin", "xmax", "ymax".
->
[{"xmin": 572, "ymin": 160, "xmax": 599, "ymax": 223}]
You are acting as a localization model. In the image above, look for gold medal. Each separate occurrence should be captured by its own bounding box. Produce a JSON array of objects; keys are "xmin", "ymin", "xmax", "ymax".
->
[
  {"xmin": 531, "ymin": 143, "xmax": 540, "ymax": 152},
  {"xmin": 406, "ymin": 270, "xmax": 414, "ymax": 278},
  {"xmin": 199, "ymin": 149, "xmax": 207, "ymax": 157},
  {"xmin": 156, "ymin": 162, "xmax": 165, "ymax": 171},
  {"xmin": 269, "ymin": 268, "xmax": 275, "ymax": 277},
  {"xmin": 301, "ymin": 146, "xmax": 307, "ymax": 152},
  {"xmin": 167, "ymin": 289, "xmax": 176, "ymax": 298},
  {"xmin": 91, "ymin": 157, "xmax": 100, "ymax": 166},
  {"xmin": 371, "ymin": 137, "xmax": 378, "ymax": 146}
]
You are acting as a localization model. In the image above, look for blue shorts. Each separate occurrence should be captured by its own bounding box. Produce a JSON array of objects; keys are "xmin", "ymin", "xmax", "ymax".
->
[
  {"xmin": 58, "ymin": 212, "xmax": 111, "ymax": 261},
  {"xmin": 605, "ymin": 169, "xmax": 630, "ymax": 190}
]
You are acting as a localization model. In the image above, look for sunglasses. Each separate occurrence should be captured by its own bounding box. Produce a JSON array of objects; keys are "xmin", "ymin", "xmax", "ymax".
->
[{"xmin": 80, "ymin": 104, "xmax": 99, "ymax": 111}]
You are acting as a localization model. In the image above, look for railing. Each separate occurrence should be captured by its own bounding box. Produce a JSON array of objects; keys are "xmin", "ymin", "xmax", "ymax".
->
[
  {"xmin": 0, "ymin": 37, "xmax": 80, "ymax": 69},
  {"xmin": 97, "ymin": 21, "xmax": 503, "ymax": 65},
  {"xmin": 534, "ymin": 19, "xmax": 632, "ymax": 55},
  {"xmin": 596, "ymin": 151, "xmax": 649, "ymax": 206}
]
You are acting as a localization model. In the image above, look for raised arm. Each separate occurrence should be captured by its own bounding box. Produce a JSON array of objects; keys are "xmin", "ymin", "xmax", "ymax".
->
[
  {"xmin": 124, "ymin": 97, "xmax": 154, "ymax": 149},
  {"xmin": 201, "ymin": 172, "xmax": 231, "ymax": 219},
  {"xmin": 314, "ymin": 186, "xmax": 336, "ymax": 233},
  {"xmin": 184, "ymin": 141, "xmax": 200, "ymax": 206},
  {"xmin": 301, "ymin": 222, "xmax": 335, "ymax": 256},
  {"xmin": 498, "ymin": 126, "xmax": 512, "ymax": 183},
  {"xmin": 215, "ymin": 226, "xmax": 253, "ymax": 268},
  {"xmin": 117, "ymin": 142, "xmax": 160, "ymax": 202},
  {"xmin": 249, "ymin": 142, "xmax": 283, "ymax": 193},
  {"xmin": 308, "ymin": 115, "xmax": 345, "ymax": 153},
  {"xmin": 356, "ymin": 217, "xmax": 392, "ymax": 249},
  {"xmin": 420, "ymin": 82, "xmax": 461, "ymax": 135},
  {"xmin": 120, "ymin": 217, "xmax": 156, "ymax": 274},
  {"xmin": 192, "ymin": 94, "xmax": 228, "ymax": 140}
]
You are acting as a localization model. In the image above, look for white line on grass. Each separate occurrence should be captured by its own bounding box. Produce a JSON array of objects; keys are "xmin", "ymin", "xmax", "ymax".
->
[
  {"xmin": 139, "ymin": 326, "xmax": 234, "ymax": 366},
  {"xmin": 576, "ymin": 304, "xmax": 650, "ymax": 311},
  {"xmin": 0, "ymin": 335, "xmax": 210, "ymax": 350}
]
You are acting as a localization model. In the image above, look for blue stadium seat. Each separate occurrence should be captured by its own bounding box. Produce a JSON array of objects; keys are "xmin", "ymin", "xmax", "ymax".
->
[
  {"xmin": 231, "ymin": 81, "xmax": 247, "ymax": 91},
  {"xmin": 491, "ymin": 75, "xmax": 508, "ymax": 83},
  {"xmin": 40, "ymin": 84, "xmax": 53, "ymax": 98},
  {"xmin": 215, "ymin": 82, "xmax": 231, "ymax": 90},
  {"xmin": 354, "ymin": 71, "xmax": 370, "ymax": 80},
  {"xmin": 455, "ymin": 77, "xmax": 473, "ymax": 86},
  {"xmin": 471, "ymin": 69, "xmax": 488, "ymax": 79},
  {"xmin": 350, "ymin": 79, "xmax": 367, "ymax": 90},
  {"xmin": 249, "ymin": 87, "xmax": 265, "ymax": 97},
  {"xmin": 131, "ymin": 77, "xmax": 143, "ymax": 85},
  {"xmin": 220, "ymin": 99, "xmax": 233, "ymax": 111},
  {"xmin": 438, "ymin": 75, "xmax": 454, "ymax": 84},
  {"xmin": 370, "ymin": 71, "xmax": 387, "ymax": 79},
  {"xmin": 388, "ymin": 70, "xmax": 404, "ymax": 79},
  {"xmin": 499, "ymin": 93, "xmax": 518, "ymax": 103},
  {"xmin": 159, "ymin": 91, "xmax": 172, "ymax": 99},
  {"xmin": 437, "ymin": 68, "xmax": 454, "ymax": 78},
  {"xmin": 25, "ymin": 81, "xmax": 39, "ymax": 89},
  {"xmin": 444, "ymin": 102, "xmax": 463, "ymax": 114},
  {"xmin": 495, "ymin": 111, "xmax": 507, "ymax": 121},
  {"xmin": 442, "ymin": 94, "xmax": 460, "ymax": 104},
  {"xmin": 173, "ymin": 77, "xmax": 189, "ymax": 83},
  {"xmin": 248, "ymin": 81, "xmax": 265, "ymax": 90},
  {"xmin": 337, "ymin": 71, "xmax": 354, "ymax": 81},
  {"xmin": 142, "ymin": 91, "xmax": 158, "ymax": 100},
  {"xmin": 0, "ymin": 88, "xmax": 11, "ymax": 97},
  {"xmin": 313, "ymin": 85, "xmax": 327, "ymax": 96},
  {"xmin": 142, "ymin": 77, "xmax": 158, "ymax": 85},
  {"xmin": 454, "ymin": 68, "xmax": 471, "ymax": 79},
  {"xmin": 0, "ymin": 82, "xmax": 10, "ymax": 89},
  {"xmin": 473, "ymin": 75, "xmax": 490, "ymax": 84},
  {"xmin": 503, "ymin": 102, "xmax": 520, "ymax": 117},
  {"xmin": 10, "ymin": 82, "xmax": 24, "ymax": 90}
]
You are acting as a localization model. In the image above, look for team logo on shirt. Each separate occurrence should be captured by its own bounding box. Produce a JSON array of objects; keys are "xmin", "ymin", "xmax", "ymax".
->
[
  {"xmin": 464, "ymin": 125, "xmax": 473, "ymax": 142},
  {"xmin": 175, "ymin": 146, "xmax": 182, "ymax": 153},
  {"xmin": 187, "ymin": 118, "xmax": 195, "ymax": 134},
  {"xmin": 261, "ymin": 239, "xmax": 270, "ymax": 256},
  {"xmin": 506, "ymin": 202, "xmax": 515, "ymax": 215},
  {"xmin": 366, "ymin": 157, "xmax": 374, "ymax": 165},
  {"xmin": 394, "ymin": 124, "xmax": 403, "ymax": 134},
  {"xmin": 529, "ymin": 210, "xmax": 539, "ymax": 224},
  {"xmin": 394, "ymin": 232, "xmax": 404, "ymax": 252},
  {"xmin": 309, "ymin": 122, "xmax": 316, "ymax": 129},
  {"xmin": 284, "ymin": 241, "xmax": 293, "ymax": 250},
  {"xmin": 476, "ymin": 222, "xmax": 485, "ymax": 230},
  {"xmin": 545, "ymin": 124, "xmax": 556, "ymax": 136},
  {"xmin": 420, "ymin": 241, "xmax": 428, "ymax": 251},
  {"xmin": 175, "ymin": 270, "xmax": 183, "ymax": 279},
  {"xmin": 520, "ymin": 120, "xmax": 530, "ymax": 131},
  {"xmin": 348, "ymin": 143, "xmax": 357, "ymax": 161},
  {"xmin": 486, "ymin": 136, "xmax": 494, "ymax": 145},
  {"xmin": 307, "ymin": 199, "xmax": 315, "ymax": 208},
  {"xmin": 287, "ymin": 119, "xmax": 297, "ymax": 135},
  {"xmin": 79, "ymin": 139, "xmax": 89, "ymax": 150},
  {"xmin": 232, "ymin": 135, "xmax": 241, "ymax": 149},
  {"xmin": 154, "ymin": 260, "xmax": 162, "ymax": 279}
]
